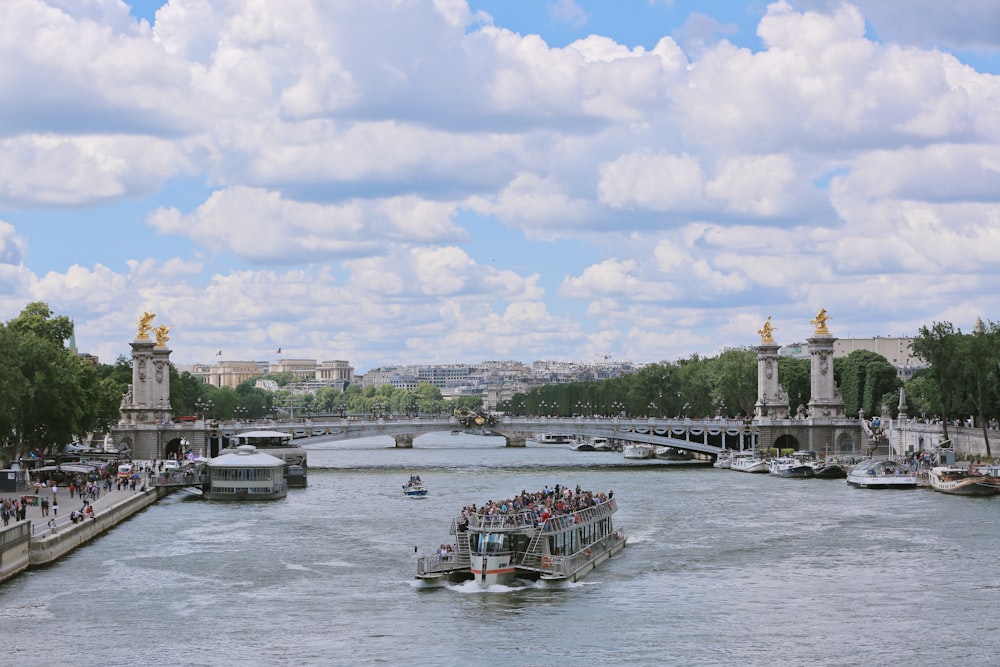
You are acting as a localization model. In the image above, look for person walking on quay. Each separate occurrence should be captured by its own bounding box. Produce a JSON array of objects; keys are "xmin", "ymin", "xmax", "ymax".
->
[
  {"xmin": 1, "ymin": 504, "xmax": 9, "ymax": 527},
  {"xmin": 51, "ymin": 483, "xmax": 58, "ymax": 503},
  {"xmin": 40, "ymin": 497, "xmax": 49, "ymax": 517},
  {"xmin": 52, "ymin": 498, "xmax": 58, "ymax": 517}
]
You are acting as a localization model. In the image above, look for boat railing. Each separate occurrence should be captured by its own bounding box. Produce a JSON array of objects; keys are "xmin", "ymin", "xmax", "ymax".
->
[
  {"xmin": 525, "ymin": 526, "xmax": 628, "ymax": 574},
  {"xmin": 417, "ymin": 549, "xmax": 470, "ymax": 576},
  {"xmin": 466, "ymin": 498, "xmax": 618, "ymax": 533}
]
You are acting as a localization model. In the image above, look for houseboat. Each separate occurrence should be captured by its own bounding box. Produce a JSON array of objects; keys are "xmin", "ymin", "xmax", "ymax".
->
[
  {"xmin": 416, "ymin": 486, "xmax": 626, "ymax": 587},
  {"xmin": 203, "ymin": 445, "xmax": 288, "ymax": 500}
]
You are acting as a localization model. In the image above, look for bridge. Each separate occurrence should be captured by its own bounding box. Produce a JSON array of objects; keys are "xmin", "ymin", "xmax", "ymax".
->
[{"xmin": 208, "ymin": 416, "xmax": 767, "ymax": 457}]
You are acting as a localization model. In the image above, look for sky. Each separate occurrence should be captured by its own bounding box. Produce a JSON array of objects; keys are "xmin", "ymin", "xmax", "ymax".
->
[{"xmin": 2, "ymin": 0, "xmax": 1000, "ymax": 373}]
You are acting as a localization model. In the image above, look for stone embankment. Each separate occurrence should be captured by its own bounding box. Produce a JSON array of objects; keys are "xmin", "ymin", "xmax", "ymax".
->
[{"xmin": 0, "ymin": 485, "xmax": 172, "ymax": 584}]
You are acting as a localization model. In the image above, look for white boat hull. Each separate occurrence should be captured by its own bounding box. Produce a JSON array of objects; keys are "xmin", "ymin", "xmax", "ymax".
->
[
  {"xmin": 623, "ymin": 445, "xmax": 652, "ymax": 459},
  {"xmin": 731, "ymin": 458, "xmax": 768, "ymax": 473},
  {"xmin": 470, "ymin": 553, "xmax": 517, "ymax": 587}
]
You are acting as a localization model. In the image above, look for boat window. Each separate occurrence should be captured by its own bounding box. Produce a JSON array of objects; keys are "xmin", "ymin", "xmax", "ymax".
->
[{"xmin": 478, "ymin": 533, "xmax": 508, "ymax": 554}]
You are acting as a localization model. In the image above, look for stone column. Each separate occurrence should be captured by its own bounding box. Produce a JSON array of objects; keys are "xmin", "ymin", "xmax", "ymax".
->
[
  {"xmin": 755, "ymin": 342, "xmax": 789, "ymax": 419},
  {"xmin": 806, "ymin": 325, "xmax": 846, "ymax": 420},
  {"xmin": 120, "ymin": 314, "xmax": 173, "ymax": 426}
]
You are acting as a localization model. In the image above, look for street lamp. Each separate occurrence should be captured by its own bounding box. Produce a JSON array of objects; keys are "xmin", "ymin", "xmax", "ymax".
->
[{"xmin": 234, "ymin": 406, "xmax": 248, "ymax": 423}]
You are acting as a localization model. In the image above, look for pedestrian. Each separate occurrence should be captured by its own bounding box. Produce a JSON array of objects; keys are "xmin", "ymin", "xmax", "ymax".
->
[
  {"xmin": 52, "ymin": 498, "xmax": 58, "ymax": 517},
  {"xmin": 47, "ymin": 518, "xmax": 57, "ymax": 533}
]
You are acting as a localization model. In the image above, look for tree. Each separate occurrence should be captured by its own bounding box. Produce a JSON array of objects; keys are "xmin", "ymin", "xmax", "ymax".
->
[
  {"xmin": 911, "ymin": 322, "xmax": 962, "ymax": 444},
  {"xmin": 708, "ymin": 347, "xmax": 756, "ymax": 416},
  {"xmin": 0, "ymin": 303, "xmax": 116, "ymax": 462},
  {"xmin": 778, "ymin": 357, "xmax": 811, "ymax": 413},
  {"xmin": 7, "ymin": 301, "xmax": 74, "ymax": 346},
  {"xmin": 834, "ymin": 350, "xmax": 901, "ymax": 418}
]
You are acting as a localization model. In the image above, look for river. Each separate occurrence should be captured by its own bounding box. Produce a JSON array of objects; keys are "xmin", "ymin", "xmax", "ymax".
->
[{"xmin": 1, "ymin": 433, "xmax": 998, "ymax": 666}]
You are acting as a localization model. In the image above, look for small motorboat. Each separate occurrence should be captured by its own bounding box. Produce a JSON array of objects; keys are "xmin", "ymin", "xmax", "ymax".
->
[{"xmin": 403, "ymin": 475, "xmax": 428, "ymax": 497}]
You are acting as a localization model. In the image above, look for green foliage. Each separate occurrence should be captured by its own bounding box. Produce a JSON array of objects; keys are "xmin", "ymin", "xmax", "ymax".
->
[
  {"xmin": 834, "ymin": 350, "xmax": 901, "ymax": 417},
  {"xmin": 777, "ymin": 357, "xmax": 810, "ymax": 411},
  {"xmin": 0, "ymin": 303, "xmax": 120, "ymax": 460}
]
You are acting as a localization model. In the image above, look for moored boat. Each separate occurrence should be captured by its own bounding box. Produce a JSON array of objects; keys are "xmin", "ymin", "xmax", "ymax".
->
[
  {"xmin": 654, "ymin": 447, "xmax": 713, "ymax": 466},
  {"xmin": 730, "ymin": 452, "xmax": 769, "ymax": 473},
  {"xmin": 623, "ymin": 444, "xmax": 653, "ymax": 459},
  {"xmin": 535, "ymin": 433, "xmax": 574, "ymax": 445},
  {"xmin": 769, "ymin": 451, "xmax": 816, "ymax": 478},
  {"xmin": 927, "ymin": 466, "xmax": 1000, "ymax": 496},
  {"xmin": 416, "ymin": 486, "xmax": 626, "ymax": 587},
  {"xmin": 812, "ymin": 458, "xmax": 848, "ymax": 479},
  {"xmin": 713, "ymin": 451, "xmax": 733, "ymax": 469},
  {"xmin": 846, "ymin": 458, "xmax": 919, "ymax": 489},
  {"xmin": 403, "ymin": 475, "xmax": 428, "ymax": 496}
]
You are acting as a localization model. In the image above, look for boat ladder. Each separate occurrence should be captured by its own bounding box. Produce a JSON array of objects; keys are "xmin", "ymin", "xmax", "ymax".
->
[
  {"xmin": 522, "ymin": 530, "xmax": 547, "ymax": 569},
  {"xmin": 454, "ymin": 531, "xmax": 472, "ymax": 565}
]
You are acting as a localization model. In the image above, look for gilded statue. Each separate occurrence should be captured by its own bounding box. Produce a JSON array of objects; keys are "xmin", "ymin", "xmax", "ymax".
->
[
  {"xmin": 757, "ymin": 316, "xmax": 776, "ymax": 344},
  {"xmin": 154, "ymin": 324, "xmax": 171, "ymax": 347},
  {"xmin": 136, "ymin": 311, "xmax": 155, "ymax": 339},
  {"xmin": 810, "ymin": 308, "xmax": 831, "ymax": 335}
]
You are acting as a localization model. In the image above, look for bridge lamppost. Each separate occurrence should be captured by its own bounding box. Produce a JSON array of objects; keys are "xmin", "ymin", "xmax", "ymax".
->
[
  {"xmin": 196, "ymin": 399, "xmax": 214, "ymax": 421},
  {"xmin": 234, "ymin": 406, "xmax": 248, "ymax": 424},
  {"xmin": 339, "ymin": 402, "xmax": 347, "ymax": 419}
]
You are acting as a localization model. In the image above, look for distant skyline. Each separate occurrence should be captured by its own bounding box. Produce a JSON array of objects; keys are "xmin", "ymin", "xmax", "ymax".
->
[{"xmin": 2, "ymin": 1, "xmax": 999, "ymax": 373}]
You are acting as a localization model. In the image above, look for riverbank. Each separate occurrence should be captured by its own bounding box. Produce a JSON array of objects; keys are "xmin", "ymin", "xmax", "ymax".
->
[{"xmin": 0, "ymin": 483, "xmax": 172, "ymax": 584}]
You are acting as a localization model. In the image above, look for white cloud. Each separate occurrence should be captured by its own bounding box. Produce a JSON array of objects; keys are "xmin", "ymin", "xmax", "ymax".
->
[{"xmin": 3, "ymin": 1, "xmax": 1000, "ymax": 370}]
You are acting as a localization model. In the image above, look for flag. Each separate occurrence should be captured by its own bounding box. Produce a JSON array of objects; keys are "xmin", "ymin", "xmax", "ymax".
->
[
  {"xmin": 276, "ymin": 347, "xmax": 282, "ymax": 354},
  {"xmin": 216, "ymin": 350, "xmax": 222, "ymax": 356}
]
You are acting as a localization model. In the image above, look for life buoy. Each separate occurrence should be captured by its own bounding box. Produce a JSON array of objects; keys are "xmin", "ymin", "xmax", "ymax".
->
[
  {"xmin": 586, "ymin": 547, "xmax": 592, "ymax": 559},
  {"xmin": 541, "ymin": 556, "xmax": 552, "ymax": 568}
]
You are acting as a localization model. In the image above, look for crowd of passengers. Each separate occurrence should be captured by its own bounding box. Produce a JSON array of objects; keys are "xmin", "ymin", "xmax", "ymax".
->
[{"xmin": 457, "ymin": 484, "xmax": 614, "ymax": 531}]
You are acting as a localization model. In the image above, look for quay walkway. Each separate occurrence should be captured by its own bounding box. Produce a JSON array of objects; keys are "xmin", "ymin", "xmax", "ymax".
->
[{"xmin": 0, "ymin": 463, "xmax": 172, "ymax": 583}]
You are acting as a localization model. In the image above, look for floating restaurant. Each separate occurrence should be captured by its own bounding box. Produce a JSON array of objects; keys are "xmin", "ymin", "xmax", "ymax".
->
[{"xmin": 203, "ymin": 445, "xmax": 288, "ymax": 501}]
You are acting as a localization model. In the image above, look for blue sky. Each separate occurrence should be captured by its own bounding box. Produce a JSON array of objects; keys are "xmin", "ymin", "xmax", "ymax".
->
[{"xmin": 2, "ymin": 0, "xmax": 1000, "ymax": 372}]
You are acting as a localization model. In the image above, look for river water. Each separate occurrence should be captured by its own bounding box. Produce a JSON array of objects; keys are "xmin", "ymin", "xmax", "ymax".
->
[{"xmin": 2, "ymin": 434, "xmax": 999, "ymax": 666}]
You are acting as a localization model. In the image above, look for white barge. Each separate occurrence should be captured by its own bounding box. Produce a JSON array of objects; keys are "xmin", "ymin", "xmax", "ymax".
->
[{"xmin": 416, "ymin": 487, "xmax": 626, "ymax": 586}]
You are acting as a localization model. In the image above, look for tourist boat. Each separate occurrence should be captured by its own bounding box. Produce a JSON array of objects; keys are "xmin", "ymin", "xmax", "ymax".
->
[
  {"xmin": 403, "ymin": 475, "xmax": 428, "ymax": 497},
  {"xmin": 202, "ymin": 445, "xmax": 288, "ymax": 500},
  {"xmin": 416, "ymin": 487, "xmax": 626, "ymax": 587},
  {"xmin": 730, "ymin": 452, "xmax": 769, "ymax": 473},
  {"xmin": 926, "ymin": 466, "xmax": 1000, "ymax": 496},
  {"xmin": 846, "ymin": 458, "xmax": 919, "ymax": 489},
  {"xmin": 224, "ymin": 430, "xmax": 307, "ymax": 487},
  {"xmin": 713, "ymin": 451, "xmax": 732, "ymax": 469},
  {"xmin": 623, "ymin": 444, "xmax": 653, "ymax": 459},
  {"xmin": 769, "ymin": 451, "xmax": 816, "ymax": 478}
]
